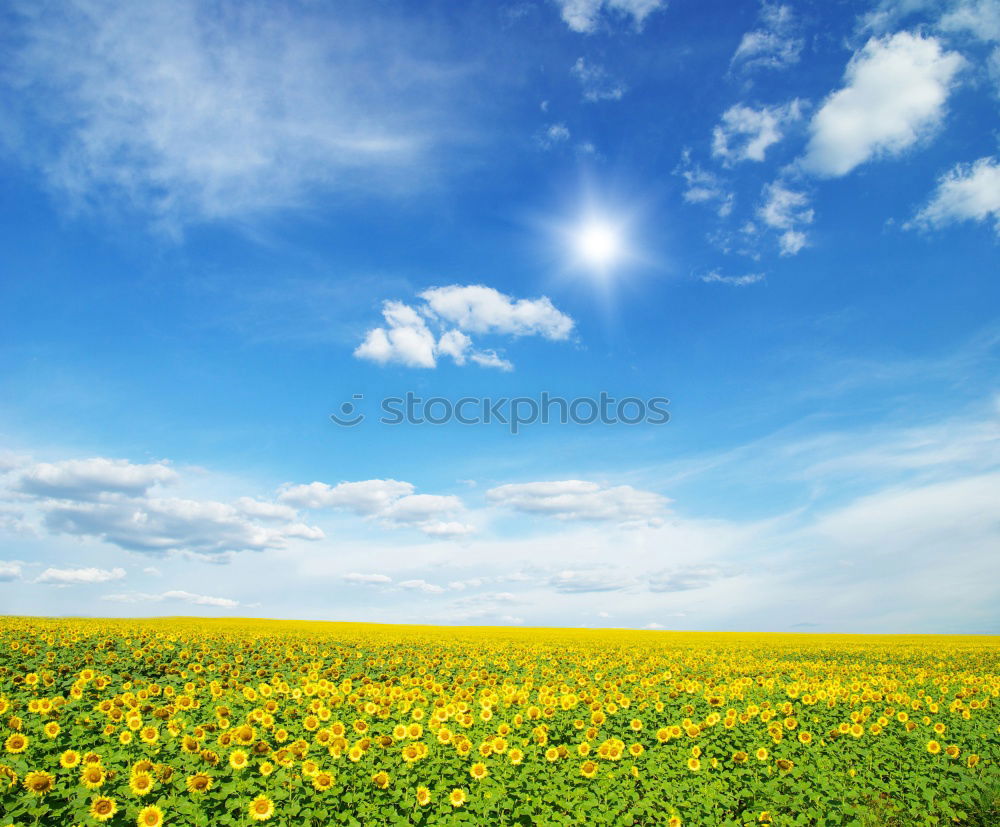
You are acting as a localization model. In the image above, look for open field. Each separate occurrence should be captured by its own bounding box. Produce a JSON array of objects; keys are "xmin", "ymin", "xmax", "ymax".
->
[{"xmin": 0, "ymin": 618, "xmax": 997, "ymax": 826}]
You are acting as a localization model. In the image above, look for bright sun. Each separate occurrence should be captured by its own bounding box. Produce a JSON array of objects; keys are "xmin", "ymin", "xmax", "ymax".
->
[{"xmin": 576, "ymin": 221, "xmax": 621, "ymax": 266}]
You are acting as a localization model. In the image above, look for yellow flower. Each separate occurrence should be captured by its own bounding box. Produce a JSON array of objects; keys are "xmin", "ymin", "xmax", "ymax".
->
[
  {"xmin": 229, "ymin": 749, "xmax": 249, "ymax": 770},
  {"xmin": 687, "ymin": 757, "xmax": 701, "ymax": 771},
  {"xmin": 60, "ymin": 749, "xmax": 81, "ymax": 768},
  {"xmin": 23, "ymin": 771, "xmax": 55, "ymax": 796},
  {"xmin": 372, "ymin": 770, "xmax": 390, "ymax": 789},
  {"xmin": 81, "ymin": 764, "xmax": 106, "ymax": 789},
  {"xmin": 129, "ymin": 771, "xmax": 154, "ymax": 796},
  {"xmin": 312, "ymin": 771, "xmax": 335, "ymax": 791},
  {"xmin": 927, "ymin": 740, "xmax": 941, "ymax": 755},
  {"xmin": 4, "ymin": 733, "xmax": 28, "ymax": 754},
  {"xmin": 509, "ymin": 748, "xmax": 524, "ymax": 765},
  {"xmin": 90, "ymin": 796, "xmax": 118, "ymax": 822},
  {"xmin": 186, "ymin": 773, "xmax": 212, "ymax": 794},
  {"xmin": 44, "ymin": 721, "xmax": 60, "ymax": 738},
  {"xmin": 416, "ymin": 786, "xmax": 431, "ymax": 806},
  {"xmin": 249, "ymin": 796, "xmax": 275, "ymax": 822},
  {"xmin": 470, "ymin": 762, "xmax": 488, "ymax": 780},
  {"xmin": 449, "ymin": 788, "xmax": 467, "ymax": 807},
  {"xmin": 580, "ymin": 760, "xmax": 598, "ymax": 778}
]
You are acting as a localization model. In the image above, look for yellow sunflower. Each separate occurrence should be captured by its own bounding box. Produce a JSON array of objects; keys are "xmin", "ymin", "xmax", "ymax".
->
[
  {"xmin": 90, "ymin": 796, "xmax": 118, "ymax": 822},
  {"xmin": 249, "ymin": 795, "xmax": 275, "ymax": 822}
]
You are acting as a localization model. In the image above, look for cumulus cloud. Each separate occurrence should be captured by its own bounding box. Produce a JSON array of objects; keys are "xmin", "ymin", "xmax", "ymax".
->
[
  {"xmin": 103, "ymin": 590, "xmax": 239, "ymax": 608},
  {"xmin": 354, "ymin": 301, "xmax": 438, "ymax": 369},
  {"xmin": 552, "ymin": 0, "xmax": 666, "ymax": 34},
  {"xmin": 40, "ymin": 496, "xmax": 323, "ymax": 555},
  {"xmin": 712, "ymin": 100, "xmax": 804, "ymax": 164},
  {"xmin": 420, "ymin": 285, "xmax": 574, "ymax": 339},
  {"xmin": 486, "ymin": 480, "xmax": 668, "ymax": 525},
  {"xmin": 2, "ymin": 0, "xmax": 469, "ymax": 229},
  {"xmin": 909, "ymin": 156, "xmax": 1000, "ymax": 234},
  {"xmin": 13, "ymin": 458, "xmax": 177, "ymax": 500},
  {"xmin": 801, "ymin": 32, "xmax": 964, "ymax": 177},
  {"xmin": 36, "ymin": 566, "xmax": 126, "ymax": 585},
  {"xmin": 279, "ymin": 479, "xmax": 472, "ymax": 537},
  {"xmin": 570, "ymin": 58, "xmax": 626, "ymax": 102},
  {"xmin": 354, "ymin": 285, "xmax": 573, "ymax": 370},
  {"xmin": 279, "ymin": 480, "xmax": 414, "ymax": 513},
  {"xmin": 731, "ymin": 2, "xmax": 803, "ymax": 72},
  {"xmin": 4, "ymin": 455, "xmax": 323, "ymax": 557}
]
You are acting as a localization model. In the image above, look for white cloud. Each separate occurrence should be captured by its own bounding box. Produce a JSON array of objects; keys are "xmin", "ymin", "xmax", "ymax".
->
[
  {"xmin": 5, "ymin": 455, "xmax": 324, "ymax": 556},
  {"xmin": 342, "ymin": 572, "xmax": 393, "ymax": 584},
  {"xmin": 3, "ymin": 0, "xmax": 468, "ymax": 229},
  {"xmin": 537, "ymin": 123, "xmax": 571, "ymax": 149},
  {"xmin": 570, "ymin": 58, "xmax": 626, "ymax": 102},
  {"xmin": 675, "ymin": 150, "xmax": 734, "ymax": 216},
  {"xmin": 938, "ymin": 0, "xmax": 1000, "ymax": 41},
  {"xmin": 910, "ymin": 156, "xmax": 1000, "ymax": 234},
  {"xmin": 420, "ymin": 285, "xmax": 574, "ymax": 339},
  {"xmin": 801, "ymin": 32, "xmax": 964, "ymax": 177},
  {"xmin": 549, "ymin": 570, "xmax": 636, "ymax": 592},
  {"xmin": 14, "ymin": 458, "xmax": 177, "ymax": 500},
  {"xmin": 41, "ymin": 496, "xmax": 322, "ymax": 554},
  {"xmin": 279, "ymin": 479, "xmax": 414, "ymax": 513},
  {"xmin": 760, "ymin": 184, "xmax": 811, "ymax": 228},
  {"xmin": 779, "ymin": 229, "xmax": 808, "ymax": 255},
  {"xmin": 701, "ymin": 271, "xmax": 765, "ymax": 287},
  {"xmin": 233, "ymin": 498, "xmax": 300, "ymax": 522},
  {"xmin": 731, "ymin": 2, "xmax": 803, "ymax": 72},
  {"xmin": 354, "ymin": 301, "xmax": 438, "ymax": 369},
  {"xmin": 552, "ymin": 0, "xmax": 666, "ymax": 34},
  {"xmin": 0, "ymin": 562, "xmax": 22, "ymax": 582},
  {"xmin": 712, "ymin": 100, "xmax": 804, "ymax": 164},
  {"xmin": 355, "ymin": 285, "xmax": 573, "ymax": 370},
  {"xmin": 486, "ymin": 480, "xmax": 668, "ymax": 525},
  {"xmin": 36, "ymin": 566, "xmax": 126, "ymax": 584},
  {"xmin": 279, "ymin": 479, "xmax": 471, "ymax": 537},
  {"xmin": 103, "ymin": 590, "xmax": 239, "ymax": 608},
  {"xmin": 398, "ymin": 579, "xmax": 446, "ymax": 594},
  {"xmin": 757, "ymin": 182, "xmax": 813, "ymax": 255},
  {"xmin": 647, "ymin": 565, "xmax": 728, "ymax": 592}
]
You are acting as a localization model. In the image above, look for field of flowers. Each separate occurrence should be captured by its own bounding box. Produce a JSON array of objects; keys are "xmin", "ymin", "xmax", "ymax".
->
[{"xmin": 0, "ymin": 619, "xmax": 997, "ymax": 827}]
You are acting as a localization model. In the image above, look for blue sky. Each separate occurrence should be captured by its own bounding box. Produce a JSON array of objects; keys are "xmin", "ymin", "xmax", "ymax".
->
[{"xmin": 0, "ymin": 0, "xmax": 998, "ymax": 632}]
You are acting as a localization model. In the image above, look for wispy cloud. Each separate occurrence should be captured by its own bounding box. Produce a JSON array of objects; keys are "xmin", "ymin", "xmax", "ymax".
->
[
  {"xmin": 3, "ymin": 0, "xmax": 473, "ymax": 230},
  {"xmin": 486, "ymin": 480, "xmax": 668, "ymax": 525},
  {"xmin": 730, "ymin": 2, "xmax": 803, "ymax": 73},
  {"xmin": 552, "ymin": 0, "xmax": 666, "ymax": 34},
  {"xmin": 570, "ymin": 58, "xmax": 626, "ymax": 102},
  {"xmin": 36, "ymin": 566, "xmax": 126, "ymax": 585}
]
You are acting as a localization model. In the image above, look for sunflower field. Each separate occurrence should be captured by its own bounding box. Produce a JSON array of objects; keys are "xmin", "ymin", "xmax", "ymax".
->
[{"xmin": 0, "ymin": 618, "xmax": 997, "ymax": 826}]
